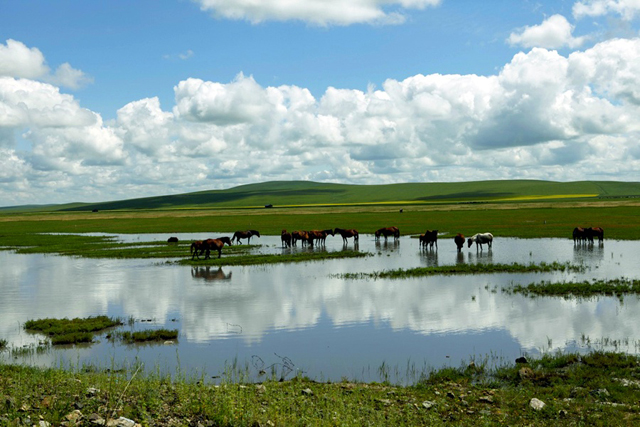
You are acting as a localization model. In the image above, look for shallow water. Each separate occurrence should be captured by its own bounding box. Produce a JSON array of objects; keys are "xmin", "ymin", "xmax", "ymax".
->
[{"xmin": 1, "ymin": 233, "xmax": 639, "ymax": 383}]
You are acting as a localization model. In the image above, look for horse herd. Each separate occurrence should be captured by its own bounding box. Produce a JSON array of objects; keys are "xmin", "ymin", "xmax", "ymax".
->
[
  {"xmin": 187, "ymin": 225, "xmax": 603, "ymax": 260},
  {"xmin": 187, "ymin": 227, "xmax": 500, "ymax": 260}
]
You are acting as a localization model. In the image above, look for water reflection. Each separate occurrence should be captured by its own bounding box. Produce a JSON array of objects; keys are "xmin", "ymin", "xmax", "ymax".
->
[
  {"xmin": 1, "ymin": 236, "xmax": 640, "ymax": 382},
  {"xmin": 191, "ymin": 267, "xmax": 233, "ymax": 282}
]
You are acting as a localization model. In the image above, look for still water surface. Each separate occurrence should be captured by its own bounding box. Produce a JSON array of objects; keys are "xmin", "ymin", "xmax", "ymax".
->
[{"xmin": 1, "ymin": 234, "xmax": 639, "ymax": 383}]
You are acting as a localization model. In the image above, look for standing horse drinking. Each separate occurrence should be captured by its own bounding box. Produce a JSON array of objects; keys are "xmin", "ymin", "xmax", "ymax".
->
[
  {"xmin": 334, "ymin": 228, "xmax": 359, "ymax": 245},
  {"xmin": 467, "ymin": 233, "xmax": 493, "ymax": 251}
]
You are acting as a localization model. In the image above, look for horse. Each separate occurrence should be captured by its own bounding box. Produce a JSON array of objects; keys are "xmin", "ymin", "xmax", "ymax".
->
[
  {"xmin": 231, "ymin": 230, "xmax": 260, "ymax": 244},
  {"xmin": 334, "ymin": 228, "xmax": 359, "ymax": 244},
  {"xmin": 467, "ymin": 233, "xmax": 493, "ymax": 251},
  {"xmin": 292, "ymin": 230, "xmax": 310, "ymax": 246},
  {"xmin": 281, "ymin": 229, "xmax": 292, "ymax": 248},
  {"xmin": 190, "ymin": 240, "xmax": 207, "ymax": 260},
  {"xmin": 589, "ymin": 227, "xmax": 604, "ymax": 243},
  {"xmin": 573, "ymin": 227, "xmax": 588, "ymax": 244},
  {"xmin": 201, "ymin": 237, "xmax": 233, "ymax": 259},
  {"xmin": 454, "ymin": 233, "xmax": 465, "ymax": 252},
  {"xmin": 375, "ymin": 227, "xmax": 400, "ymax": 241},
  {"xmin": 320, "ymin": 229, "xmax": 335, "ymax": 245},
  {"xmin": 419, "ymin": 230, "xmax": 438, "ymax": 249}
]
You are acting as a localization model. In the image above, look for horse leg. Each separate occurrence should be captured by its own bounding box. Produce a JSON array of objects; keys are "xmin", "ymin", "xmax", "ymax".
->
[{"xmin": 218, "ymin": 249, "xmax": 222, "ymax": 258}]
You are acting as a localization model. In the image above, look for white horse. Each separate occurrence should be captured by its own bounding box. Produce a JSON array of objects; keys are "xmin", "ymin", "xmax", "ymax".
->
[{"xmin": 467, "ymin": 232, "xmax": 493, "ymax": 251}]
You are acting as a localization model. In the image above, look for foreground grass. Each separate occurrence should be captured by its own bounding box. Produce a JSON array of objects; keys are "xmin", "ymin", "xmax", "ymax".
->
[
  {"xmin": 505, "ymin": 278, "xmax": 640, "ymax": 299},
  {"xmin": 1, "ymin": 352, "xmax": 640, "ymax": 425},
  {"xmin": 339, "ymin": 261, "xmax": 586, "ymax": 280}
]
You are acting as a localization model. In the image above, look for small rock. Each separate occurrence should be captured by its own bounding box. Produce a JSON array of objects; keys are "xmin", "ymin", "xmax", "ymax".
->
[
  {"xmin": 422, "ymin": 400, "xmax": 436, "ymax": 409},
  {"xmin": 86, "ymin": 387, "xmax": 100, "ymax": 397},
  {"xmin": 515, "ymin": 356, "xmax": 528, "ymax": 364},
  {"xmin": 301, "ymin": 388, "xmax": 314, "ymax": 396},
  {"xmin": 39, "ymin": 421, "xmax": 51, "ymax": 427},
  {"xmin": 255, "ymin": 384, "xmax": 266, "ymax": 394},
  {"xmin": 89, "ymin": 413, "xmax": 106, "ymax": 425},
  {"xmin": 530, "ymin": 398, "xmax": 546, "ymax": 411},
  {"xmin": 376, "ymin": 398, "xmax": 392, "ymax": 406},
  {"xmin": 518, "ymin": 367, "xmax": 534, "ymax": 380},
  {"xmin": 446, "ymin": 391, "xmax": 455, "ymax": 399},
  {"xmin": 478, "ymin": 396, "xmax": 494, "ymax": 404},
  {"xmin": 65, "ymin": 410, "xmax": 83, "ymax": 422}
]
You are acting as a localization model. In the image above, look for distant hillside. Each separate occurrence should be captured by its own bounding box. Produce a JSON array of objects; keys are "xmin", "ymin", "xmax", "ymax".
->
[{"xmin": 51, "ymin": 180, "xmax": 640, "ymax": 212}]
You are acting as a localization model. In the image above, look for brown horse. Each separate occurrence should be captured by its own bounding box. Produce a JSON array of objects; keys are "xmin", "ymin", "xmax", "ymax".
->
[
  {"xmin": 281, "ymin": 229, "xmax": 292, "ymax": 248},
  {"xmin": 334, "ymin": 228, "xmax": 359, "ymax": 244},
  {"xmin": 307, "ymin": 230, "xmax": 334, "ymax": 247},
  {"xmin": 375, "ymin": 227, "xmax": 400, "ymax": 241},
  {"xmin": 231, "ymin": 230, "xmax": 260, "ymax": 244},
  {"xmin": 573, "ymin": 227, "xmax": 588, "ymax": 244},
  {"xmin": 590, "ymin": 227, "xmax": 604, "ymax": 243},
  {"xmin": 190, "ymin": 240, "xmax": 207, "ymax": 260},
  {"xmin": 202, "ymin": 237, "xmax": 233, "ymax": 259},
  {"xmin": 291, "ymin": 230, "xmax": 309, "ymax": 246},
  {"xmin": 454, "ymin": 233, "xmax": 465, "ymax": 252},
  {"xmin": 419, "ymin": 230, "xmax": 438, "ymax": 249}
]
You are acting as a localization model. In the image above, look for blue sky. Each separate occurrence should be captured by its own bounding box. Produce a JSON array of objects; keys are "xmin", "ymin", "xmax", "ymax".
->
[{"xmin": 1, "ymin": 0, "xmax": 639, "ymax": 206}]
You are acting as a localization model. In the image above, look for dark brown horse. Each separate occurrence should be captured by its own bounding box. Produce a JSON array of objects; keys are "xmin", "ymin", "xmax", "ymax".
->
[
  {"xmin": 573, "ymin": 227, "xmax": 588, "ymax": 244},
  {"xmin": 281, "ymin": 229, "xmax": 292, "ymax": 248},
  {"xmin": 454, "ymin": 233, "xmax": 465, "ymax": 252},
  {"xmin": 375, "ymin": 227, "xmax": 400, "ymax": 241},
  {"xmin": 231, "ymin": 230, "xmax": 260, "ymax": 244},
  {"xmin": 190, "ymin": 240, "xmax": 207, "ymax": 260},
  {"xmin": 334, "ymin": 228, "xmax": 359, "ymax": 244},
  {"xmin": 292, "ymin": 230, "xmax": 310, "ymax": 246},
  {"xmin": 589, "ymin": 227, "xmax": 604, "ymax": 243},
  {"xmin": 419, "ymin": 230, "xmax": 438, "ymax": 249}
]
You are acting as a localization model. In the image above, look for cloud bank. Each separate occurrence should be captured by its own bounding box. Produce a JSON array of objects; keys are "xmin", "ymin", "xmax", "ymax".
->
[{"xmin": 2, "ymin": 37, "xmax": 640, "ymax": 206}]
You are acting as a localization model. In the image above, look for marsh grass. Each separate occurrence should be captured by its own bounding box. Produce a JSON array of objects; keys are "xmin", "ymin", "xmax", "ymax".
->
[
  {"xmin": 24, "ymin": 316, "xmax": 123, "ymax": 345},
  {"xmin": 2, "ymin": 351, "xmax": 640, "ymax": 425},
  {"xmin": 504, "ymin": 278, "xmax": 640, "ymax": 299},
  {"xmin": 117, "ymin": 329, "xmax": 178, "ymax": 344},
  {"xmin": 338, "ymin": 261, "xmax": 586, "ymax": 280},
  {"xmin": 180, "ymin": 249, "xmax": 370, "ymax": 266}
]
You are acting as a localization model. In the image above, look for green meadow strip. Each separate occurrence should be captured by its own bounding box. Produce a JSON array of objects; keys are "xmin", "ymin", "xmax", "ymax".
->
[
  {"xmin": 24, "ymin": 316, "xmax": 123, "ymax": 345},
  {"xmin": 339, "ymin": 261, "xmax": 586, "ymax": 279},
  {"xmin": 505, "ymin": 278, "xmax": 640, "ymax": 298},
  {"xmin": 117, "ymin": 329, "xmax": 178, "ymax": 344},
  {"xmin": 179, "ymin": 250, "xmax": 371, "ymax": 266}
]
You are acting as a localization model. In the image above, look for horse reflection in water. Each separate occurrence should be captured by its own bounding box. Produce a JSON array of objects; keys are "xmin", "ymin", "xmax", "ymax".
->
[
  {"xmin": 191, "ymin": 266, "xmax": 232, "ymax": 281},
  {"xmin": 375, "ymin": 239, "xmax": 399, "ymax": 251}
]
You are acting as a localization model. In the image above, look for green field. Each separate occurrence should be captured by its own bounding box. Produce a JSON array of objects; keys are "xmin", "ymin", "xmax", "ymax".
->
[{"xmin": 2, "ymin": 179, "xmax": 640, "ymax": 212}]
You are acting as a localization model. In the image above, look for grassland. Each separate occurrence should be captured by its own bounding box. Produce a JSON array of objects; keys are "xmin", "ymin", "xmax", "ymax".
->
[{"xmin": 1, "ymin": 352, "xmax": 640, "ymax": 425}]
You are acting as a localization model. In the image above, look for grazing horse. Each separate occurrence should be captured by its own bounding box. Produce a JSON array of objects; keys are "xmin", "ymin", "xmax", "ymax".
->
[
  {"xmin": 202, "ymin": 237, "xmax": 233, "ymax": 259},
  {"xmin": 589, "ymin": 227, "xmax": 604, "ymax": 243},
  {"xmin": 190, "ymin": 240, "xmax": 207, "ymax": 260},
  {"xmin": 467, "ymin": 233, "xmax": 493, "ymax": 251},
  {"xmin": 281, "ymin": 229, "xmax": 292, "ymax": 248},
  {"xmin": 292, "ymin": 230, "xmax": 310, "ymax": 246},
  {"xmin": 375, "ymin": 227, "xmax": 400, "ymax": 241},
  {"xmin": 419, "ymin": 230, "xmax": 438, "ymax": 249},
  {"xmin": 334, "ymin": 228, "xmax": 359, "ymax": 244},
  {"xmin": 307, "ymin": 230, "xmax": 331, "ymax": 247},
  {"xmin": 232, "ymin": 230, "xmax": 260, "ymax": 244},
  {"xmin": 454, "ymin": 233, "xmax": 465, "ymax": 252},
  {"xmin": 573, "ymin": 227, "xmax": 588, "ymax": 244}
]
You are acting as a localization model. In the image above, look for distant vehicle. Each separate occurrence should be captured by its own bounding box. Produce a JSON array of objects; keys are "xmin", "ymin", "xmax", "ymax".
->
[{"xmin": 265, "ymin": 204, "xmax": 273, "ymax": 208}]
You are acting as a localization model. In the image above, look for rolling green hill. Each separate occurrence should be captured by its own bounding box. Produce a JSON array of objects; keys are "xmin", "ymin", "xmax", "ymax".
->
[{"xmin": 47, "ymin": 180, "xmax": 640, "ymax": 212}]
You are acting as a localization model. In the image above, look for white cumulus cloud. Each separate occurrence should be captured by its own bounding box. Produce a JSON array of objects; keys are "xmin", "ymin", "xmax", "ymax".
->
[
  {"xmin": 193, "ymin": 0, "xmax": 441, "ymax": 25},
  {"xmin": 573, "ymin": 0, "xmax": 640, "ymax": 20},
  {"xmin": 508, "ymin": 14, "xmax": 587, "ymax": 49}
]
